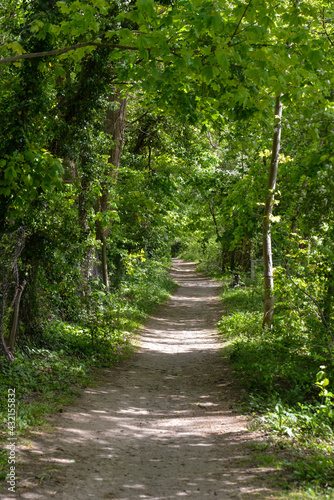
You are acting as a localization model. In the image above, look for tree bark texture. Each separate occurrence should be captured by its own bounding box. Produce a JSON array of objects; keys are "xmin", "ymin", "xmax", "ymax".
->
[
  {"xmin": 9, "ymin": 281, "xmax": 26, "ymax": 351},
  {"xmin": 262, "ymin": 95, "xmax": 283, "ymax": 328},
  {"xmin": 95, "ymin": 89, "xmax": 127, "ymax": 292}
]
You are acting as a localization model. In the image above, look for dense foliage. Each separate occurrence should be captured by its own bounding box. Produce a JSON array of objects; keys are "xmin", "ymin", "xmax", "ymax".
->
[{"xmin": 0, "ymin": 0, "xmax": 334, "ymax": 495}]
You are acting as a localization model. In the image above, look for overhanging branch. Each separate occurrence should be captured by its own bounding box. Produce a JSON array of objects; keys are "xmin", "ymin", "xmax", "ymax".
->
[{"xmin": 0, "ymin": 41, "xmax": 139, "ymax": 65}]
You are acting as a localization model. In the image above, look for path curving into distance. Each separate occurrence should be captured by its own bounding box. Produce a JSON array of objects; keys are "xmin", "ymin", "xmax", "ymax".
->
[{"xmin": 12, "ymin": 259, "xmax": 279, "ymax": 500}]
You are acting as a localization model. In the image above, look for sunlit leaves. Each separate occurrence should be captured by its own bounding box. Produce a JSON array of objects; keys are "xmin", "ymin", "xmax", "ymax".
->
[
  {"xmin": 0, "ymin": 150, "xmax": 64, "ymax": 208},
  {"xmin": 6, "ymin": 42, "xmax": 25, "ymax": 55}
]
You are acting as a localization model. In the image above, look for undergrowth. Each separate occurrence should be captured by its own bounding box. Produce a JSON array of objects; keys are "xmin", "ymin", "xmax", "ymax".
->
[
  {"xmin": 0, "ymin": 256, "xmax": 176, "ymax": 484},
  {"xmin": 216, "ymin": 276, "xmax": 334, "ymax": 497}
]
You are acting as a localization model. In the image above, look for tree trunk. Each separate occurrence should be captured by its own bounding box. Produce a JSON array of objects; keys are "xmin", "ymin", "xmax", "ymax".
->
[
  {"xmin": 207, "ymin": 201, "xmax": 225, "ymax": 271},
  {"xmin": 0, "ymin": 329, "xmax": 14, "ymax": 361},
  {"xmin": 262, "ymin": 95, "xmax": 283, "ymax": 328},
  {"xmin": 105, "ymin": 91, "xmax": 127, "ymax": 181},
  {"xmin": 239, "ymin": 236, "xmax": 248, "ymax": 269},
  {"xmin": 95, "ymin": 90, "xmax": 127, "ymax": 292},
  {"xmin": 230, "ymin": 249, "xmax": 236, "ymax": 272},
  {"xmin": 8, "ymin": 281, "xmax": 26, "ymax": 351},
  {"xmin": 101, "ymin": 238, "xmax": 109, "ymax": 292},
  {"xmin": 221, "ymin": 246, "xmax": 225, "ymax": 273}
]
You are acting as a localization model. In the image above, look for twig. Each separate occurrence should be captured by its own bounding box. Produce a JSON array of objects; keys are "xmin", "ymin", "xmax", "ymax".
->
[
  {"xmin": 228, "ymin": 0, "xmax": 253, "ymax": 46},
  {"xmin": 128, "ymin": 108, "xmax": 155, "ymax": 125}
]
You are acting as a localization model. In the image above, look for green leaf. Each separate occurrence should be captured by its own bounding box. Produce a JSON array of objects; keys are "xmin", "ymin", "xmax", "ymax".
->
[
  {"xmin": 54, "ymin": 65, "xmax": 67, "ymax": 78},
  {"xmin": 201, "ymin": 46, "xmax": 211, "ymax": 57},
  {"xmin": 138, "ymin": 37, "xmax": 151, "ymax": 50},
  {"xmin": 57, "ymin": 1, "xmax": 71, "ymax": 14},
  {"xmin": 201, "ymin": 65, "xmax": 214, "ymax": 84},
  {"xmin": 137, "ymin": 0, "xmax": 155, "ymax": 17},
  {"xmin": 308, "ymin": 49, "xmax": 323, "ymax": 67},
  {"xmin": 215, "ymin": 48, "xmax": 229, "ymax": 69},
  {"xmin": 4, "ymin": 166, "xmax": 17, "ymax": 181},
  {"xmin": 7, "ymin": 42, "xmax": 25, "ymax": 55},
  {"xmin": 211, "ymin": 13, "xmax": 222, "ymax": 33},
  {"xmin": 30, "ymin": 19, "xmax": 45, "ymax": 34},
  {"xmin": 23, "ymin": 174, "xmax": 33, "ymax": 186},
  {"xmin": 94, "ymin": 0, "xmax": 108, "ymax": 15}
]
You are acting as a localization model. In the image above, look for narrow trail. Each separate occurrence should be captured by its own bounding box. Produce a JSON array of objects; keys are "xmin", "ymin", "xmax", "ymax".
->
[{"xmin": 11, "ymin": 260, "xmax": 279, "ymax": 500}]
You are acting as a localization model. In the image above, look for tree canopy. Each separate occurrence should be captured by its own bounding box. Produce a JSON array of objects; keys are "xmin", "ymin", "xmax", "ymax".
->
[{"xmin": 0, "ymin": 0, "xmax": 333, "ymax": 352}]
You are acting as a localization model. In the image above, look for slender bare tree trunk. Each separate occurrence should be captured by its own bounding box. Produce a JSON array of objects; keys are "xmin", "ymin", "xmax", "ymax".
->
[
  {"xmin": 8, "ymin": 281, "xmax": 26, "ymax": 351},
  {"xmin": 207, "ymin": 201, "xmax": 226, "ymax": 271},
  {"xmin": 262, "ymin": 95, "xmax": 283, "ymax": 328},
  {"xmin": 0, "ymin": 335, "xmax": 14, "ymax": 361}
]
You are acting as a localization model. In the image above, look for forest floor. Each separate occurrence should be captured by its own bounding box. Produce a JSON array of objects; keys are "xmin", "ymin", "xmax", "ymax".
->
[{"xmin": 6, "ymin": 259, "xmax": 284, "ymax": 499}]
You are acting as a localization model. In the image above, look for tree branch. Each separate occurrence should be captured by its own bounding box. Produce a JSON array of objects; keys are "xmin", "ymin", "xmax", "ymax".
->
[
  {"xmin": 128, "ymin": 108, "xmax": 155, "ymax": 125},
  {"xmin": 207, "ymin": 201, "xmax": 222, "ymax": 241},
  {"xmin": 228, "ymin": 0, "xmax": 253, "ymax": 46},
  {"xmin": 322, "ymin": 7, "xmax": 334, "ymax": 47},
  {"xmin": 0, "ymin": 41, "xmax": 139, "ymax": 65}
]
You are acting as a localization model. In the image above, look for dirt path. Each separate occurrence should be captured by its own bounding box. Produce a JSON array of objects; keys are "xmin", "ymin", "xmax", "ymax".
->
[{"xmin": 10, "ymin": 259, "xmax": 280, "ymax": 499}]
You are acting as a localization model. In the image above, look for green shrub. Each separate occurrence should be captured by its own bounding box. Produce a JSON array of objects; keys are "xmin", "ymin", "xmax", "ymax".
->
[{"xmin": 217, "ymin": 279, "xmax": 334, "ymax": 491}]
